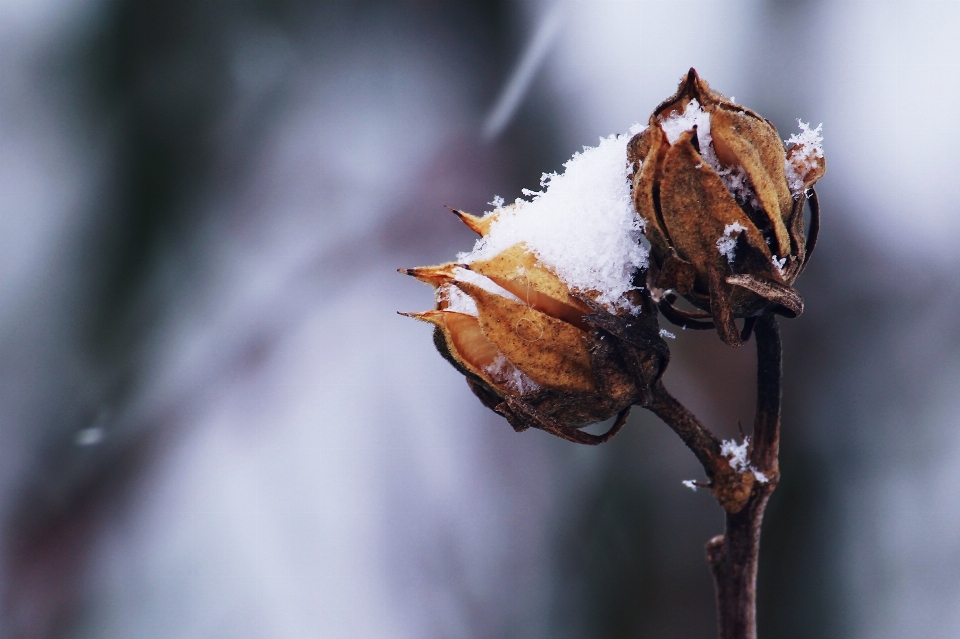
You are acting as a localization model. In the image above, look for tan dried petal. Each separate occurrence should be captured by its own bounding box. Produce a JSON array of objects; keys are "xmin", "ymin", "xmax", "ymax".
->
[
  {"xmin": 398, "ymin": 263, "xmax": 459, "ymax": 288},
  {"xmin": 651, "ymin": 67, "xmax": 727, "ymax": 121},
  {"xmin": 710, "ymin": 109, "xmax": 791, "ymax": 256},
  {"xmin": 466, "ymin": 243, "xmax": 591, "ymax": 330},
  {"xmin": 449, "ymin": 207, "xmax": 496, "ymax": 236},
  {"xmin": 403, "ymin": 309, "xmax": 535, "ymax": 395},
  {"xmin": 404, "ymin": 310, "xmax": 499, "ymax": 376},
  {"xmin": 786, "ymin": 144, "xmax": 826, "ymax": 190},
  {"xmin": 630, "ymin": 125, "xmax": 673, "ymax": 263},
  {"xmin": 453, "ymin": 280, "xmax": 597, "ymax": 393},
  {"xmin": 659, "ymin": 130, "xmax": 771, "ymax": 274}
]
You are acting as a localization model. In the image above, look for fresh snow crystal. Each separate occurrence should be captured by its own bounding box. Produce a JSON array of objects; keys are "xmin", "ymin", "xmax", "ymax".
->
[
  {"xmin": 784, "ymin": 121, "xmax": 824, "ymax": 196},
  {"xmin": 720, "ymin": 437, "xmax": 769, "ymax": 481},
  {"xmin": 720, "ymin": 437, "xmax": 751, "ymax": 473},
  {"xmin": 716, "ymin": 222, "xmax": 746, "ymax": 264}
]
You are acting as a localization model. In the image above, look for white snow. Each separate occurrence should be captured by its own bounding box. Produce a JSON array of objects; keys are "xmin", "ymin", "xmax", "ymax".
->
[
  {"xmin": 682, "ymin": 479, "xmax": 698, "ymax": 492},
  {"xmin": 771, "ymin": 255, "xmax": 787, "ymax": 276},
  {"xmin": 660, "ymin": 100, "xmax": 712, "ymax": 146},
  {"xmin": 784, "ymin": 120, "xmax": 824, "ymax": 196},
  {"xmin": 659, "ymin": 328, "xmax": 676, "ymax": 339},
  {"xmin": 440, "ymin": 283, "xmax": 478, "ymax": 316},
  {"xmin": 716, "ymin": 222, "xmax": 746, "ymax": 264},
  {"xmin": 483, "ymin": 352, "xmax": 540, "ymax": 394},
  {"xmin": 455, "ymin": 127, "xmax": 649, "ymax": 313},
  {"xmin": 439, "ymin": 266, "xmax": 525, "ymax": 316},
  {"xmin": 720, "ymin": 436, "xmax": 770, "ymax": 482},
  {"xmin": 720, "ymin": 437, "xmax": 751, "ymax": 473}
]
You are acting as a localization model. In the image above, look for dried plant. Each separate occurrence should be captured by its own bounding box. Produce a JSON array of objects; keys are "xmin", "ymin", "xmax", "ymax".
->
[{"xmin": 400, "ymin": 68, "xmax": 824, "ymax": 639}]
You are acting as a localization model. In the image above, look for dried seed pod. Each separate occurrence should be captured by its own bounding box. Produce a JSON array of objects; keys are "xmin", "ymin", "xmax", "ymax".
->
[
  {"xmin": 629, "ymin": 68, "xmax": 825, "ymax": 346},
  {"xmin": 401, "ymin": 127, "xmax": 669, "ymax": 442},
  {"xmin": 401, "ymin": 236, "xmax": 668, "ymax": 441}
]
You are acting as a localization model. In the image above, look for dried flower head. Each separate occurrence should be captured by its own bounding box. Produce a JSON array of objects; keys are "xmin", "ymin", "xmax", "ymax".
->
[
  {"xmin": 400, "ymin": 134, "xmax": 668, "ymax": 443},
  {"xmin": 629, "ymin": 68, "xmax": 825, "ymax": 346}
]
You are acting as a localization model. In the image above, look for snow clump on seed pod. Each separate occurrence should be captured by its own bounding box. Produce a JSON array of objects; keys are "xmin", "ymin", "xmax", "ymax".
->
[{"xmin": 400, "ymin": 132, "xmax": 668, "ymax": 442}]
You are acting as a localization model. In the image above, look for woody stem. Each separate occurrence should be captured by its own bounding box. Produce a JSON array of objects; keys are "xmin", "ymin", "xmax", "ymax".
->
[
  {"xmin": 707, "ymin": 313, "xmax": 781, "ymax": 639},
  {"xmin": 645, "ymin": 313, "xmax": 781, "ymax": 639},
  {"xmin": 646, "ymin": 381, "xmax": 723, "ymax": 474}
]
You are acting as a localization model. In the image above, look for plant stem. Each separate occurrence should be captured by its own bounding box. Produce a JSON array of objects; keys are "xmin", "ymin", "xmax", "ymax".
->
[
  {"xmin": 646, "ymin": 381, "xmax": 722, "ymax": 475},
  {"xmin": 706, "ymin": 313, "xmax": 781, "ymax": 639},
  {"xmin": 645, "ymin": 313, "xmax": 782, "ymax": 639},
  {"xmin": 706, "ymin": 484, "xmax": 774, "ymax": 639}
]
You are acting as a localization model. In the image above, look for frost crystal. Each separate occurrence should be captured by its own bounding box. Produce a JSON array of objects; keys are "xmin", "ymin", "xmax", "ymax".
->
[
  {"xmin": 784, "ymin": 121, "xmax": 824, "ymax": 196},
  {"xmin": 440, "ymin": 283, "xmax": 478, "ymax": 316},
  {"xmin": 439, "ymin": 266, "xmax": 523, "ymax": 317},
  {"xmin": 720, "ymin": 436, "xmax": 769, "ymax": 481},
  {"xmin": 460, "ymin": 128, "xmax": 649, "ymax": 312},
  {"xmin": 720, "ymin": 437, "xmax": 751, "ymax": 473},
  {"xmin": 483, "ymin": 353, "xmax": 540, "ymax": 395},
  {"xmin": 659, "ymin": 328, "xmax": 676, "ymax": 339},
  {"xmin": 660, "ymin": 101, "xmax": 758, "ymax": 207},
  {"xmin": 771, "ymin": 255, "xmax": 787, "ymax": 276},
  {"xmin": 716, "ymin": 222, "xmax": 746, "ymax": 264},
  {"xmin": 682, "ymin": 479, "xmax": 698, "ymax": 492}
]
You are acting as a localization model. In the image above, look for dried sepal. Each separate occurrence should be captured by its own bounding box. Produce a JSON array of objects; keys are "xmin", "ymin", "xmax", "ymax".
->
[
  {"xmin": 659, "ymin": 130, "xmax": 771, "ymax": 276},
  {"xmin": 398, "ymin": 263, "xmax": 459, "ymax": 288},
  {"xmin": 709, "ymin": 109, "xmax": 791, "ymax": 255},
  {"xmin": 401, "ymin": 237, "xmax": 668, "ymax": 439},
  {"xmin": 402, "ymin": 310, "xmax": 502, "ymax": 387},
  {"xmin": 447, "ymin": 206, "xmax": 495, "ymax": 236},
  {"xmin": 466, "ymin": 243, "xmax": 592, "ymax": 330},
  {"xmin": 726, "ymin": 275, "xmax": 803, "ymax": 318},
  {"xmin": 652, "ymin": 67, "xmax": 727, "ymax": 118},
  {"xmin": 453, "ymin": 280, "xmax": 597, "ymax": 393},
  {"xmin": 630, "ymin": 125, "xmax": 673, "ymax": 262}
]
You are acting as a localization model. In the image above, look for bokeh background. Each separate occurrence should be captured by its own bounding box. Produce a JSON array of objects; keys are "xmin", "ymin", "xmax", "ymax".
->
[{"xmin": 3, "ymin": 0, "xmax": 960, "ymax": 637}]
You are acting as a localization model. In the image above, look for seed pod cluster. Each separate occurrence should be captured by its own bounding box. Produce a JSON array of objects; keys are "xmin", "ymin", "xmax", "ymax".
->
[{"xmin": 400, "ymin": 68, "xmax": 824, "ymax": 440}]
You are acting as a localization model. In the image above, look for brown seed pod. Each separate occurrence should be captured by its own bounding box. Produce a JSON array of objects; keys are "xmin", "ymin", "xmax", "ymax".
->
[
  {"xmin": 629, "ymin": 68, "xmax": 824, "ymax": 346},
  {"xmin": 401, "ymin": 231, "xmax": 668, "ymax": 442}
]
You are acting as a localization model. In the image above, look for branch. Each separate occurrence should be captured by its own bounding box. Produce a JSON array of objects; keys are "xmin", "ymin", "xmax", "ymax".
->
[
  {"xmin": 709, "ymin": 313, "xmax": 782, "ymax": 639},
  {"xmin": 646, "ymin": 381, "xmax": 723, "ymax": 476}
]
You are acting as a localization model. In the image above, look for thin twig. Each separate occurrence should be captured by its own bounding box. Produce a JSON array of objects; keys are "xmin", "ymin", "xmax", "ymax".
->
[{"xmin": 646, "ymin": 381, "xmax": 723, "ymax": 476}]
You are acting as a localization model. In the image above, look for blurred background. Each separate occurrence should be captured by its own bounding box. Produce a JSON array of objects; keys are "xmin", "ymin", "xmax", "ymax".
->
[{"xmin": 2, "ymin": 0, "xmax": 960, "ymax": 637}]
